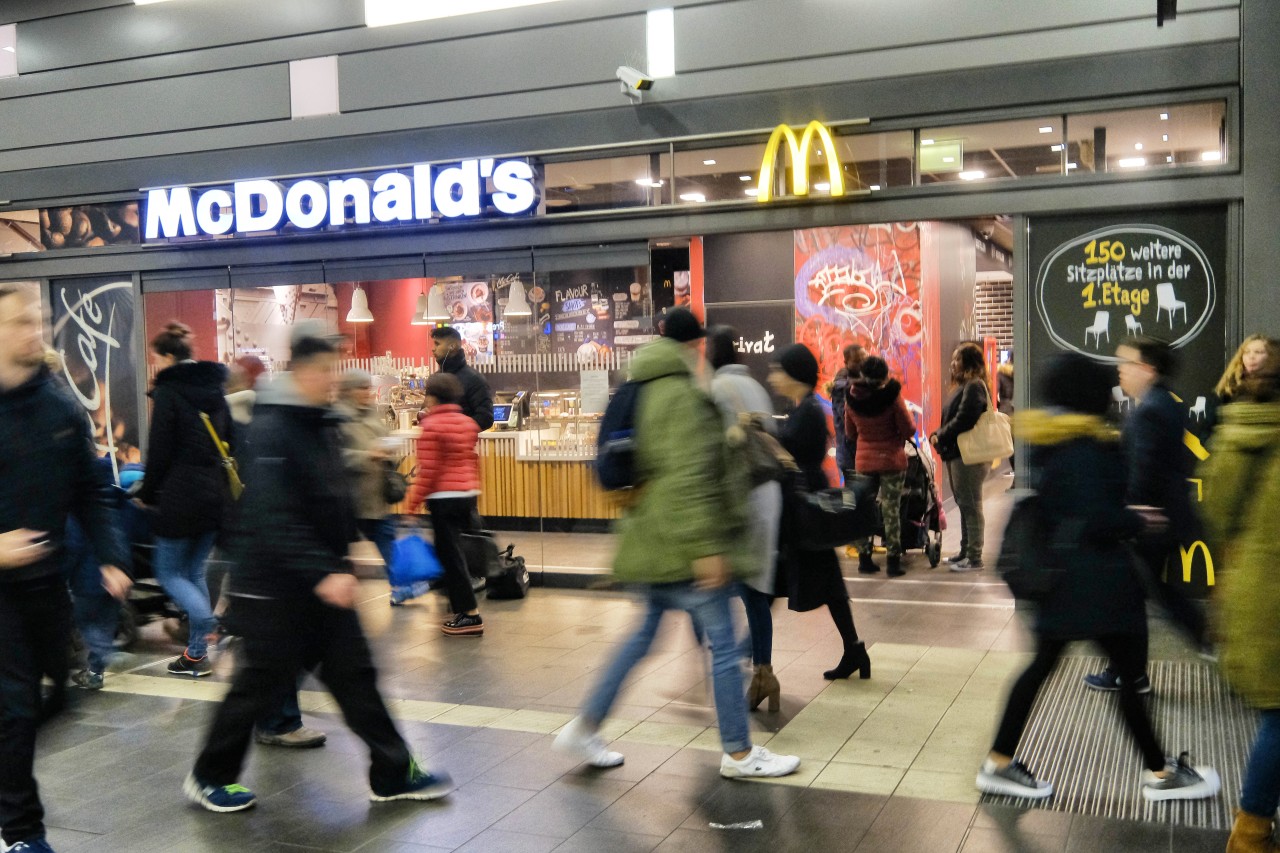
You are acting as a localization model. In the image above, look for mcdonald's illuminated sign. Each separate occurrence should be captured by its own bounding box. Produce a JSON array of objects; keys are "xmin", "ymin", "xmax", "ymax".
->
[
  {"xmin": 1179, "ymin": 540, "xmax": 1216, "ymax": 586},
  {"xmin": 757, "ymin": 121, "xmax": 846, "ymax": 203}
]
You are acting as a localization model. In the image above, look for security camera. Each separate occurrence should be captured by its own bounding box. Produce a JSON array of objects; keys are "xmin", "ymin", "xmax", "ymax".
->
[{"xmin": 616, "ymin": 66, "xmax": 654, "ymax": 100}]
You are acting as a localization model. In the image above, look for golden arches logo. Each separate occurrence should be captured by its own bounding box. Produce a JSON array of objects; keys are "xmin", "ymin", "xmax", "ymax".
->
[
  {"xmin": 757, "ymin": 121, "xmax": 846, "ymax": 203},
  {"xmin": 1179, "ymin": 540, "xmax": 1215, "ymax": 586}
]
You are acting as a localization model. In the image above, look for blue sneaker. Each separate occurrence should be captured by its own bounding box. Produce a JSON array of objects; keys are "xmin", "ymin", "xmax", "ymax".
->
[
  {"xmin": 183, "ymin": 772, "xmax": 257, "ymax": 813},
  {"xmin": 1083, "ymin": 668, "xmax": 1152, "ymax": 695},
  {"xmin": 370, "ymin": 759, "xmax": 453, "ymax": 802},
  {"xmin": 2, "ymin": 838, "xmax": 57, "ymax": 852}
]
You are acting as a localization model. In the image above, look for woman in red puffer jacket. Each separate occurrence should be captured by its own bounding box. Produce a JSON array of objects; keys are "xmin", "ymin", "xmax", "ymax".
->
[
  {"xmin": 405, "ymin": 372, "xmax": 484, "ymax": 636},
  {"xmin": 844, "ymin": 356, "xmax": 916, "ymax": 578}
]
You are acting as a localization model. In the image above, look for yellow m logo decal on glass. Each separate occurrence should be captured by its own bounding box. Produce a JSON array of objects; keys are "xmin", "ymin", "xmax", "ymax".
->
[
  {"xmin": 1179, "ymin": 540, "xmax": 1215, "ymax": 586},
  {"xmin": 757, "ymin": 121, "xmax": 846, "ymax": 202}
]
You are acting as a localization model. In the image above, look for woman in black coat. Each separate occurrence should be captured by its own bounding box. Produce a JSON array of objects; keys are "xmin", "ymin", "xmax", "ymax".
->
[
  {"xmin": 137, "ymin": 322, "xmax": 233, "ymax": 677},
  {"xmin": 976, "ymin": 353, "xmax": 1218, "ymax": 803},
  {"xmin": 770, "ymin": 344, "xmax": 870, "ymax": 681},
  {"xmin": 930, "ymin": 342, "xmax": 990, "ymax": 571}
]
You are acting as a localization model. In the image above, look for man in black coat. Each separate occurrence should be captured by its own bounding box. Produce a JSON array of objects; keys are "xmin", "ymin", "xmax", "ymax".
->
[
  {"xmin": 430, "ymin": 325, "xmax": 494, "ymax": 431},
  {"xmin": 0, "ymin": 286, "xmax": 131, "ymax": 853},
  {"xmin": 1083, "ymin": 336, "xmax": 1207, "ymax": 694},
  {"xmin": 185, "ymin": 322, "xmax": 451, "ymax": 813}
]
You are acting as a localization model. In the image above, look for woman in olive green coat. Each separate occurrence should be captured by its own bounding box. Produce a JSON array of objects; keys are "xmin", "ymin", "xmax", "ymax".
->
[{"xmin": 1199, "ymin": 348, "xmax": 1280, "ymax": 853}]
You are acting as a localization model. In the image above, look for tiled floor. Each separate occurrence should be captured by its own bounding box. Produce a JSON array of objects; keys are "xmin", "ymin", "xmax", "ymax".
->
[{"xmin": 28, "ymin": 481, "xmax": 1241, "ymax": 852}]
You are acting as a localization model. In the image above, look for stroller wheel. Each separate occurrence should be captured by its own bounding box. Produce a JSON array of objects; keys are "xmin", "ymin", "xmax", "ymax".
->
[
  {"xmin": 926, "ymin": 537, "xmax": 942, "ymax": 568},
  {"xmin": 115, "ymin": 603, "xmax": 139, "ymax": 651}
]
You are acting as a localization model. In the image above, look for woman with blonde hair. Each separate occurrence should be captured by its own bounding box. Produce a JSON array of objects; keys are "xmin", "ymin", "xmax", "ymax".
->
[{"xmin": 1216, "ymin": 334, "xmax": 1278, "ymax": 404}]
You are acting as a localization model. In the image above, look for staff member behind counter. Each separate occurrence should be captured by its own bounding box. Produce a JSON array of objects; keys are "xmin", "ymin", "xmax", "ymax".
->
[{"xmin": 427, "ymin": 327, "xmax": 494, "ymax": 432}]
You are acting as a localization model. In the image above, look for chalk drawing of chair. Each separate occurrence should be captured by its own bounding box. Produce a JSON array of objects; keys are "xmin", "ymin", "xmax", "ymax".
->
[
  {"xmin": 1156, "ymin": 283, "xmax": 1187, "ymax": 329},
  {"xmin": 1125, "ymin": 314, "xmax": 1143, "ymax": 336},
  {"xmin": 1086, "ymin": 311, "xmax": 1110, "ymax": 348},
  {"xmin": 1113, "ymin": 385, "xmax": 1130, "ymax": 412},
  {"xmin": 1190, "ymin": 396, "xmax": 1207, "ymax": 421}
]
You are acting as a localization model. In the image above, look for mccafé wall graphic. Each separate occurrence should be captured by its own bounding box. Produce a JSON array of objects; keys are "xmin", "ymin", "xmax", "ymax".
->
[{"xmin": 1029, "ymin": 206, "xmax": 1228, "ymax": 595}]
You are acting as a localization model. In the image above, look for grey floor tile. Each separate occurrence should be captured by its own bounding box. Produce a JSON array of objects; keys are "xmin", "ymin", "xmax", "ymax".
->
[
  {"xmin": 550, "ymin": 827, "xmax": 665, "ymax": 853},
  {"xmin": 677, "ymin": 781, "xmax": 804, "ymax": 833},
  {"xmin": 380, "ymin": 782, "xmax": 536, "ymax": 849},
  {"xmin": 961, "ymin": 827, "xmax": 1070, "ymax": 853},
  {"xmin": 453, "ymin": 828, "xmax": 562, "ymax": 853},
  {"xmin": 1170, "ymin": 825, "xmax": 1232, "ymax": 853},
  {"xmin": 1065, "ymin": 814, "xmax": 1172, "ymax": 853},
  {"xmin": 854, "ymin": 795, "xmax": 976, "ymax": 853},
  {"xmin": 767, "ymin": 788, "xmax": 887, "ymax": 852},
  {"xmin": 491, "ymin": 776, "xmax": 635, "ymax": 838},
  {"xmin": 973, "ymin": 803, "xmax": 1075, "ymax": 838}
]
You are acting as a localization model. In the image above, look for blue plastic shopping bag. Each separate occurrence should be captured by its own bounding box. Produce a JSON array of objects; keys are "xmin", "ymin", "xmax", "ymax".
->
[{"xmin": 389, "ymin": 530, "xmax": 443, "ymax": 604}]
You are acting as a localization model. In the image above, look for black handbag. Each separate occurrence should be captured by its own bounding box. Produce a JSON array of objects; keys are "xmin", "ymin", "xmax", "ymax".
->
[
  {"xmin": 487, "ymin": 544, "xmax": 531, "ymax": 600},
  {"xmin": 382, "ymin": 460, "xmax": 409, "ymax": 504},
  {"xmin": 792, "ymin": 473, "xmax": 879, "ymax": 550}
]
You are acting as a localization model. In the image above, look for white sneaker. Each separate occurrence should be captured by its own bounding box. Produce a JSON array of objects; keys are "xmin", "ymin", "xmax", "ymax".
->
[
  {"xmin": 975, "ymin": 758, "xmax": 1054, "ymax": 799},
  {"xmin": 1141, "ymin": 752, "xmax": 1220, "ymax": 801},
  {"xmin": 553, "ymin": 717, "xmax": 624, "ymax": 768},
  {"xmin": 719, "ymin": 745, "xmax": 801, "ymax": 779}
]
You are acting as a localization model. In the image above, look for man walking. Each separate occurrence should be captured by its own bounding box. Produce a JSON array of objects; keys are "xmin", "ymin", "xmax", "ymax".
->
[
  {"xmin": 0, "ymin": 286, "xmax": 131, "ymax": 853},
  {"xmin": 1083, "ymin": 336, "xmax": 1206, "ymax": 694},
  {"xmin": 553, "ymin": 308, "xmax": 800, "ymax": 779},
  {"xmin": 430, "ymin": 326, "xmax": 494, "ymax": 432},
  {"xmin": 184, "ymin": 322, "xmax": 450, "ymax": 812}
]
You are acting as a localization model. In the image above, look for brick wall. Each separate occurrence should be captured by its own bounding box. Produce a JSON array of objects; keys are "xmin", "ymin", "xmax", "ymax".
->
[{"xmin": 974, "ymin": 277, "xmax": 1013, "ymax": 350}]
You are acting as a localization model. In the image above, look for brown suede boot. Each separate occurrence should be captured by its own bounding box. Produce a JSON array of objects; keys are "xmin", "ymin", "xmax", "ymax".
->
[
  {"xmin": 1227, "ymin": 809, "xmax": 1279, "ymax": 853},
  {"xmin": 747, "ymin": 664, "xmax": 780, "ymax": 712}
]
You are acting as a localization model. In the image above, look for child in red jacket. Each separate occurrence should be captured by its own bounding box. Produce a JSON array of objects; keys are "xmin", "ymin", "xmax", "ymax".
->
[{"xmin": 405, "ymin": 372, "xmax": 484, "ymax": 636}]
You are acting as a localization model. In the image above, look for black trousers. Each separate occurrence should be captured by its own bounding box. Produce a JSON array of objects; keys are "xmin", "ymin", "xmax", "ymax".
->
[
  {"xmin": 992, "ymin": 633, "xmax": 1165, "ymax": 772},
  {"xmin": 0, "ymin": 579, "xmax": 72, "ymax": 846},
  {"xmin": 428, "ymin": 497, "xmax": 479, "ymax": 615},
  {"xmin": 193, "ymin": 594, "xmax": 413, "ymax": 794},
  {"xmin": 1132, "ymin": 540, "xmax": 1208, "ymax": 666}
]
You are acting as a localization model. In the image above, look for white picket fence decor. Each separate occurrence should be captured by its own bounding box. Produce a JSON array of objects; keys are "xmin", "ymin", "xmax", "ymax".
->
[{"xmin": 340, "ymin": 351, "xmax": 633, "ymax": 377}]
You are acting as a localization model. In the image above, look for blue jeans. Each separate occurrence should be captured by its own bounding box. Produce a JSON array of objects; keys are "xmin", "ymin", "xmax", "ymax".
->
[
  {"xmin": 581, "ymin": 582, "xmax": 751, "ymax": 755},
  {"xmin": 1241, "ymin": 708, "xmax": 1280, "ymax": 816},
  {"xmin": 738, "ymin": 584, "xmax": 774, "ymax": 667},
  {"xmin": 65, "ymin": 519, "xmax": 118, "ymax": 673},
  {"xmin": 152, "ymin": 533, "xmax": 217, "ymax": 659},
  {"xmin": 357, "ymin": 517, "xmax": 396, "ymax": 577}
]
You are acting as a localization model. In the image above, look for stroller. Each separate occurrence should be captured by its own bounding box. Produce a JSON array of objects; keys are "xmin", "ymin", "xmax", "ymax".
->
[{"xmin": 866, "ymin": 439, "xmax": 944, "ymax": 567}]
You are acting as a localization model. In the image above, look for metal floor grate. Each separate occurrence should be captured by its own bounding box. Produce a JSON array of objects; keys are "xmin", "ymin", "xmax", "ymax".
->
[{"xmin": 983, "ymin": 655, "xmax": 1257, "ymax": 830}]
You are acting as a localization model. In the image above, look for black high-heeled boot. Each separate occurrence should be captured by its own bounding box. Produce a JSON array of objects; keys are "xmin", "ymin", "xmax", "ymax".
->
[{"xmin": 823, "ymin": 640, "xmax": 871, "ymax": 680}]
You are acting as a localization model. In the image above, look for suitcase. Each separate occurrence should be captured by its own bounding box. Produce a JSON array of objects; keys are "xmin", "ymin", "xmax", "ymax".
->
[{"xmin": 486, "ymin": 544, "xmax": 530, "ymax": 600}]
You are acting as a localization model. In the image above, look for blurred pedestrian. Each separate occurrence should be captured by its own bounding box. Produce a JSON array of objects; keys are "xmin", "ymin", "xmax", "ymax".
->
[
  {"xmin": 185, "ymin": 322, "xmax": 450, "ymax": 813},
  {"xmin": 931, "ymin": 342, "xmax": 990, "ymax": 571},
  {"xmin": 771, "ymin": 343, "xmax": 870, "ymax": 681},
  {"xmin": 136, "ymin": 322, "xmax": 234, "ymax": 677},
  {"xmin": 1, "ymin": 285, "xmax": 132, "ymax": 853},
  {"xmin": 976, "ymin": 352, "xmax": 1218, "ymax": 804},
  {"xmin": 1215, "ymin": 334, "xmax": 1277, "ymax": 406},
  {"xmin": 707, "ymin": 326, "xmax": 784, "ymax": 712},
  {"xmin": 554, "ymin": 309, "xmax": 800, "ymax": 778},
  {"xmin": 336, "ymin": 369, "xmax": 397, "ymax": 576},
  {"xmin": 404, "ymin": 372, "xmax": 484, "ymax": 636},
  {"xmin": 845, "ymin": 356, "xmax": 916, "ymax": 577},
  {"xmin": 1199, "ymin": 348, "xmax": 1280, "ymax": 852}
]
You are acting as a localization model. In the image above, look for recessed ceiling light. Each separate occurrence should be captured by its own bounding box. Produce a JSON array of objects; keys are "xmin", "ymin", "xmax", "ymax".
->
[
  {"xmin": 921, "ymin": 138, "xmax": 935, "ymax": 146},
  {"xmin": 1167, "ymin": 156, "xmax": 1174, "ymax": 163},
  {"xmin": 1118, "ymin": 157, "xmax": 1146, "ymax": 168},
  {"xmin": 869, "ymin": 184, "xmax": 881, "ymax": 191},
  {"xmin": 1201, "ymin": 150, "xmax": 1222, "ymax": 161},
  {"xmin": 649, "ymin": 181, "xmax": 664, "ymax": 188},
  {"xmin": 678, "ymin": 192, "xmax": 706, "ymax": 203},
  {"xmin": 958, "ymin": 170, "xmax": 985, "ymax": 181},
  {"xmin": 813, "ymin": 182, "xmax": 831, "ymax": 192},
  {"xmin": 364, "ymin": 0, "xmax": 569, "ymax": 25},
  {"xmin": 1066, "ymin": 162, "xmax": 1078, "ymax": 170},
  {"xmin": 702, "ymin": 159, "xmax": 716, "ymax": 166},
  {"xmin": 1050, "ymin": 144, "xmax": 1064, "ymax": 152},
  {"xmin": 1160, "ymin": 113, "xmax": 1169, "ymax": 120},
  {"xmin": 1134, "ymin": 143, "xmax": 1144, "ymax": 151},
  {"xmin": 634, "ymin": 178, "xmax": 653, "ymax": 186},
  {"xmin": 942, "ymin": 156, "xmax": 955, "ymax": 163},
  {"xmin": 1038, "ymin": 126, "xmax": 1054, "ymax": 134},
  {"xmin": 744, "ymin": 187, "xmax": 759, "ymax": 197},
  {"xmin": 739, "ymin": 175, "xmax": 752, "ymax": 181},
  {"xmin": 1162, "ymin": 134, "xmax": 1169, "ymax": 142},
  {"xmin": 655, "ymin": 242, "xmax": 671, "ymax": 247}
]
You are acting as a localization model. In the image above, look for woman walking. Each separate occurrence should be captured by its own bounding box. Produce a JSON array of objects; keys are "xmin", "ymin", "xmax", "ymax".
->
[
  {"xmin": 770, "ymin": 344, "xmax": 870, "ymax": 681},
  {"xmin": 845, "ymin": 356, "xmax": 916, "ymax": 577},
  {"xmin": 931, "ymin": 342, "xmax": 990, "ymax": 571},
  {"xmin": 1199, "ymin": 348, "xmax": 1280, "ymax": 853},
  {"xmin": 137, "ymin": 322, "xmax": 233, "ymax": 677},
  {"xmin": 976, "ymin": 353, "xmax": 1218, "ymax": 804},
  {"xmin": 707, "ymin": 326, "xmax": 784, "ymax": 711}
]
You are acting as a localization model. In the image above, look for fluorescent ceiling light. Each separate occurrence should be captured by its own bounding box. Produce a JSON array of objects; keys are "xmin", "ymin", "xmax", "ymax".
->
[
  {"xmin": 744, "ymin": 187, "xmax": 759, "ymax": 197},
  {"xmin": 942, "ymin": 156, "xmax": 955, "ymax": 163},
  {"xmin": 920, "ymin": 138, "xmax": 935, "ymax": 146},
  {"xmin": 1201, "ymin": 150, "xmax": 1222, "ymax": 161},
  {"xmin": 813, "ymin": 182, "xmax": 831, "ymax": 191},
  {"xmin": 1118, "ymin": 157, "xmax": 1146, "ymax": 168},
  {"xmin": 1050, "ymin": 144, "xmax": 1064, "ymax": 152},
  {"xmin": 1038, "ymin": 126, "xmax": 1054, "ymax": 134},
  {"xmin": 646, "ymin": 8, "xmax": 675, "ymax": 78},
  {"xmin": 1159, "ymin": 112, "xmax": 1169, "ymax": 120},
  {"xmin": 702, "ymin": 159, "xmax": 716, "ymax": 166},
  {"xmin": 635, "ymin": 178, "xmax": 664, "ymax": 187},
  {"xmin": 869, "ymin": 184, "xmax": 881, "ymax": 191},
  {"xmin": 365, "ymin": 0, "xmax": 567, "ymax": 26},
  {"xmin": 1134, "ymin": 143, "xmax": 1143, "ymax": 150},
  {"xmin": 958, "ymin": 170, "xmax": 985, "ymax": 181},
  {"xmin": 678, "ymin": 192, "xmax": 706, "ymax": 203},
  {"xmin": 1167, "ymin": 156, "xmax": 1175, "ymax": 163},
  {"xmin": 1067, "ymin": 162, "xmax": 1078, "ymax": 170},
  {"xmin": 739, "ymin": 175, "xmax": 752, "ymax": 181},
  {"xmin": 135, "ymin": 0, "xmax": 182, "ymax": 4},
  {"xmin": 1162, "ymin": 134, "xmax": 1169, "ymax": 142}
]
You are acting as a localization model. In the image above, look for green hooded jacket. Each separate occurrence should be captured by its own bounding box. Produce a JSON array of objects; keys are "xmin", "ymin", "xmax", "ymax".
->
[
  {"xmin": 612, "ymin": 338, "xmax": 750, "ymax": 584},
  {"xmin": 1199, "ymin": 400, "xmax": 1280, "ymax": 709}
]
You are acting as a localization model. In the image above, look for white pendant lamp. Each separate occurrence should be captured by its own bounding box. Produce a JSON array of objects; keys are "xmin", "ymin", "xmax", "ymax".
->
[
  {"xmin": 504, "ymin": 280, "xmax": 532, "ymax": 317},
  {"xmin": 410, "ymin": 287, "xmax": 430, "ymax": 325},
  {"xmin": 346, "ymin": 284, "xmax": 374, "ymax": 323},
  {"xmin": 425, "ymin": 284, "xmax": 450, "ymax": 321}
]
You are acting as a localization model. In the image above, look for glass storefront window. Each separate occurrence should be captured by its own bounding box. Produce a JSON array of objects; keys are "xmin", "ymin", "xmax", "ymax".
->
[
  {"xmin": 918, "ymin": 117, "xmax": 1064, "ymax": 184},
  {"xmin": 540, "ymin": 150, "xmax": 673, "ymax": 212},
  {"xmin": 0, "ymin": 211, "xmax": 42, "ymax": 254},
  {"xmin": 1066, "ymin": 100, "xmax": 1226, "ymax": 173}
]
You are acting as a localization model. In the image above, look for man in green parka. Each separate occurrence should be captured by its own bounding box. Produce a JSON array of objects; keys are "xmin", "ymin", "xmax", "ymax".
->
[{"xmin": 553, "ymin": 308, "xmax": 800, "ymax": 779}]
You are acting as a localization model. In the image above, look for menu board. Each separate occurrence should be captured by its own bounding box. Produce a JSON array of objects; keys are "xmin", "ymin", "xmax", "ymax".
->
[
  {"xmin": 547, "ymin": 268, "xmax": 653, "ymax": 360},
  {"xmin": 440, "ymin": 280, "xmax": 494, "ymax": 324}
]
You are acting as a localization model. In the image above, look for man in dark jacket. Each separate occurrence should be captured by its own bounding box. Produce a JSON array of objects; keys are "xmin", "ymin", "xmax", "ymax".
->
[
  {"xmin": 1083, "ymin": 336, "xmax": 1207, "ymax": 694},
  {"xmin": 185, "ymin": 322, "xmax": 451, "ymax": 813},
  {"xmin": 430, "ymin": 326, "xmax": 494, "ymax": 431},
  {"xmin": 0, "ymin": 286, "xmax": 131, "ymax": 853},
  {"xmin": 829, "ymin": 344, "xmax": 866, "ymax": 476}
]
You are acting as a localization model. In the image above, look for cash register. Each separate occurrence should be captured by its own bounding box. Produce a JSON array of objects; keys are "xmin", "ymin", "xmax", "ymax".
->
[{"xmin": 491, "ymin": 390, "xmax": 527, "ymax": 430}]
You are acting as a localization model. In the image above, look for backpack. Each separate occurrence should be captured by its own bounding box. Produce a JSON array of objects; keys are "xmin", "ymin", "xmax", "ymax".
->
[
  {"xmin": 996, "ymin": 489, "xmax": 1065, "ymax": 601},
  {"xmin": 595, "ymin": 379, "xmax": 649, "ymax": 491}
]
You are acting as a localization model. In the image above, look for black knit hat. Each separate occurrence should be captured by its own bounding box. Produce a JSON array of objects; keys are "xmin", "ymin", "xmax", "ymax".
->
[
  {"xmin": 776, "ymin": 343, "xmax": 819, "ymax": 388},
  {"xmin": 661, "ymin": 307, "xmax": 705, "ymax": 343},
  {"xmin": 859, "ymin": 356, "xmax": 889, "ymax": 385}
]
